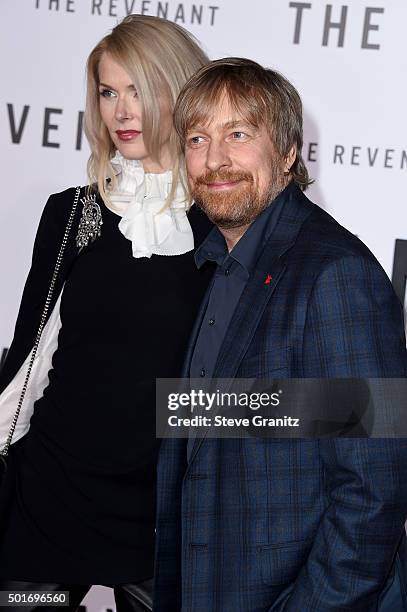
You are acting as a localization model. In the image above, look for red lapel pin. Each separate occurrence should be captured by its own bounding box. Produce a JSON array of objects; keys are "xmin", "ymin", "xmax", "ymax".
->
[{"xmin": 264, "ymin": 274, "xmax": 273, "ymax": 285}]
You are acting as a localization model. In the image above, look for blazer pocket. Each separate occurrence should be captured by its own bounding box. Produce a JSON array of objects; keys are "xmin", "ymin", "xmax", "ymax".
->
[
  {"xmin": 238, "ymin": 348, "xmax": 290, "ymax": 378},
  {"xmin": 259, "ymin": 538, "xmax": 313, "ymax": 586}
]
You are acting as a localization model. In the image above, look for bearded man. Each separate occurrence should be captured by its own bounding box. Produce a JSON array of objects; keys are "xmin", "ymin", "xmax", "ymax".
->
[{"xmin": 153, "ymin": 58, "xmax": 407, "ymax": 612}]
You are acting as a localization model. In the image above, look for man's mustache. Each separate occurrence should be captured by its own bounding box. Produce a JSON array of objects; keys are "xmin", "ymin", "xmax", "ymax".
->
[{"xmin": 193, "ymin": 170, "xmax": 254, "ymax": 186}]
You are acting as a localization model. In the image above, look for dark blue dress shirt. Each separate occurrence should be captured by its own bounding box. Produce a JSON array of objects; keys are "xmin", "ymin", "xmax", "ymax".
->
[{"xmin": 190, "ymin": 186, "xmax": 288, "ymax": 379}]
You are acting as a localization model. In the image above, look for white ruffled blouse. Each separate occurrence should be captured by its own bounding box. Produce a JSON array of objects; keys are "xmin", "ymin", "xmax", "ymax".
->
[{"xmin": 106, "ymin": 151, "xmax": 194, "ymax": 258}]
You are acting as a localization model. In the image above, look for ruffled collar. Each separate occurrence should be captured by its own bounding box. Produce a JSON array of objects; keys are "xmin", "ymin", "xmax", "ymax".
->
[{"xmin": 106, "ymin": 151, "xmax": 193, "ymax": 258}]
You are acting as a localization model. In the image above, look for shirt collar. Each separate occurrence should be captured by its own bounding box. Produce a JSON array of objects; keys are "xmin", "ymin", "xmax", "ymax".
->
[{"xmin": 194, "ymin": 226, "xmax": 227, "ymax": 268}]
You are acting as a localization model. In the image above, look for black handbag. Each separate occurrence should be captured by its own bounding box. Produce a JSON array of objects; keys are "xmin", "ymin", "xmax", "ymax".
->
[{"xmin": 0, "ymin": 187, "xmax": 82, "ymax": 490}]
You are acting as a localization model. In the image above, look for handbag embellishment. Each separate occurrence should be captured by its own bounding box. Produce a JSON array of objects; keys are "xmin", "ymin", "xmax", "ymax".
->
[{"xmin": 76, "ymin": 194, "xmax": 103, "ymax": 249}]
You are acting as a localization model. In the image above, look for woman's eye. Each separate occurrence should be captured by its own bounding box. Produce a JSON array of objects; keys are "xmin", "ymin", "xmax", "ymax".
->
[
  {"xmin": 99, "ymin": 88, "xmax": 116, "ymax": 99},
  {"xmin": 232, "ymin": 131, "xmax": 245, "ymax": 139}
]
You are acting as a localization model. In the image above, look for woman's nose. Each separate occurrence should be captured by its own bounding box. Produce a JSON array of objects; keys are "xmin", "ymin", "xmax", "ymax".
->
[{"xmin": 115, "ymin": 98, "xmax": 133, "ymax": 122}]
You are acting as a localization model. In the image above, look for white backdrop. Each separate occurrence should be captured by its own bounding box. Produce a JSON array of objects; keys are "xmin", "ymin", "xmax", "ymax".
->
[{"xmin": 1, "ymin": 1, "xmax": 406, "ymax": 610}]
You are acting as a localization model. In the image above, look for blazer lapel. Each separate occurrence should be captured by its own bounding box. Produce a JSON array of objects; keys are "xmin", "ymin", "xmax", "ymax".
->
[
  {"xmin": 186, "ymin": 187, "xmax": 314, "ymax": 467},
  {"xmin": 214, "ymin": 187, "xmax": 314, "ymax": 379}
]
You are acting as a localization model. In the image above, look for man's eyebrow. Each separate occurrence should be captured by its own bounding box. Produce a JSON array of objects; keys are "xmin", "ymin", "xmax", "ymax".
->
[
  {"xmin": 187, "ymin": 119, "xmax": 253, "ymax": 132},
  {"xmin": 222, "ymin": 120, "xmax": 252, "ymax": 130}
]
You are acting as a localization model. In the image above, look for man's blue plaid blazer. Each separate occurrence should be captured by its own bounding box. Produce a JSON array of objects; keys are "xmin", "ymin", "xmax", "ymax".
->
[{"xmin": 153, "ymin": 183, "xmax": 407, "ymax": 612}]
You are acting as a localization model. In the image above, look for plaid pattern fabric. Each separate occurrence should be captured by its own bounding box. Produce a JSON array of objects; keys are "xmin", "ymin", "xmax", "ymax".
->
[{"xmin": 154, "ymin": 187, "xmax": 407, "ymax": 611}]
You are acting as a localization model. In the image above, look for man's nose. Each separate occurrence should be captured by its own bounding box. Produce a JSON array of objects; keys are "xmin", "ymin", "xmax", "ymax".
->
[
  {"xmin": 115, "ymin": 97, "xmax": 133, "ymax": 122},
  {"xmin": 205, "ymin": 140, "xmax": 230, "ymax": 172}
]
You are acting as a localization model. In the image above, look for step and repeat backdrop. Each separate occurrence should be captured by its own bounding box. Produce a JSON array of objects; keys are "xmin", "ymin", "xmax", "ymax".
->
[{"xmin": 0, "ymin": 1, "xmax": 406, "ymax": 610}]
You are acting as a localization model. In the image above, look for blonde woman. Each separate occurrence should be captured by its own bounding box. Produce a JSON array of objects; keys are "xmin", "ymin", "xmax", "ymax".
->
[{"xmin": 0, "ymin": 15, "xmax": 212, "ymax": 611}]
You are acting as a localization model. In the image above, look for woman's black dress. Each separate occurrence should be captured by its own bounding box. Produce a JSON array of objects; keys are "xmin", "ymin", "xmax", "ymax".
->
[{"xmin": 0, "ymin": 194, "xmax": 213, "ymax": 584}]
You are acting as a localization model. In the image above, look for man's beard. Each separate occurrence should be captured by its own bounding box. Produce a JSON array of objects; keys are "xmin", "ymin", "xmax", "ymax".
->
[{"xmin": 191, "ymin": 161, "xmax": 288, "ymax": 230}]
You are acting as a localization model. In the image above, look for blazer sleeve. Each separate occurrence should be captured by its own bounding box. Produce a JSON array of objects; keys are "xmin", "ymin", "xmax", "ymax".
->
[
  {"xmin": 0, "ymin": 190, "xmax": 74, "ymax": 395},
  {"xmin": 153, "ymin": 438, "xmax": 186, "ymax": 611},
  {"xmin": 284, "ymin": 254, "xmax": 407, "ymax": 612}
]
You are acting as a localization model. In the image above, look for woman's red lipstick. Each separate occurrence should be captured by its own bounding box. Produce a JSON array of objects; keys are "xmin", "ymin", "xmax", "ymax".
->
[{"xmin": 116, "ymin": 130, "xmax": 141, "ymax": 141}]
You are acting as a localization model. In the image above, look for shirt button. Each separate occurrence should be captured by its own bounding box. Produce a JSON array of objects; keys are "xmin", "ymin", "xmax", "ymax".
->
[
  {"xmin": 208, "ymin": 318, "xmax": 215, "ymax": 326},
  {"xmin": 200, "ymin": 368, "xmax": 206, "ymax": 377},
  {"xmin": 225, "ymin": 268, "xmax": 230, "ymax": 276}
]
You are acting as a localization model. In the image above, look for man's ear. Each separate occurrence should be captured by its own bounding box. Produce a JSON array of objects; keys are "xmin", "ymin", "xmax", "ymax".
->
[{"xmin": 284, "ymin": 145, "xmax": 297, "ymax": 173}]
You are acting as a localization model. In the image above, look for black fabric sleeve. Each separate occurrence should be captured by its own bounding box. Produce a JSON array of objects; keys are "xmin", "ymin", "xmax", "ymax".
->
[{"xmin": 0, "ymin": 188, "xmax": 78, "ymax": 394}]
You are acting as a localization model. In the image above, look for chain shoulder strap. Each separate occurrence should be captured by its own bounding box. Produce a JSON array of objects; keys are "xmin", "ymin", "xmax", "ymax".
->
[{"xmin": 1, "ymin": 186, "xmax": 82, "ymax": 457}]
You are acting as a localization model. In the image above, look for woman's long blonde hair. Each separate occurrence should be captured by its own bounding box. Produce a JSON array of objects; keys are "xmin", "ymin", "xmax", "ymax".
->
[{"xmin": 84, "ymin": 15, "xmax": 208, "ymax": 207}]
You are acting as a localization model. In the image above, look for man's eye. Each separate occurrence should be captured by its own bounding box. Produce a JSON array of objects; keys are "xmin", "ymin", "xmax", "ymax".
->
[
  {"xmin": 232, "ymin": 131, "xmax": 246, "ymax": 139},
  {"xmin": 99, "ymin": 89, "xmax": 116, "ymax": 98},
  {"xmin": 189, "ymin": 136, "xmax": 204, "ymax": 145}
]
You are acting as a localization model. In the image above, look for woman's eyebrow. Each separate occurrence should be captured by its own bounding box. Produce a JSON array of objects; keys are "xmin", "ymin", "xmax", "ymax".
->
[{"xmin": 98, "ymin": 82, "xmax": 136, "ymax": 90}]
